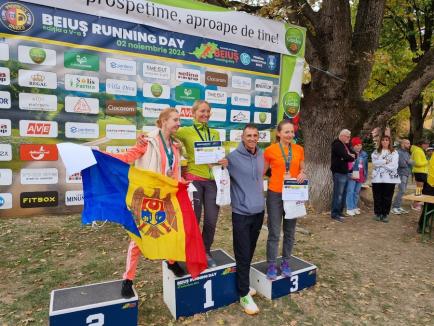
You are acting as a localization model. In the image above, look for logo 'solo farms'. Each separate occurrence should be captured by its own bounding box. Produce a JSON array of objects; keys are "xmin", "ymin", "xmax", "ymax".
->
[
  {"xmin": 18, "ymin": 46, "xmax": 56, "ymax": 66},
  {"xmin": 285, "ymin": 27, "xmax": 304, "ymax": 55},
  {"xmin": 205, "ymin": 71, "xmax": 228, "ymax": 87},
  {"xmin": 64, "ymin": 51, "xmax": 99, "ymax": 71},
  {"xmin": 106, "ymin": 100, "xmax": 136, "ymax": 116},
  {"xmin": 20, "ymin": 191, "xmax": 58, "ymax": 208},
  {"xmin": 175, "ymin": 86, "xmax": 200, "ymax": 101},
  {"xmin": 65, "ymin": 74, "xmax": 99, "ymax": 93},
  {"xmin": 65, "ymin": 96, "xmax": 99, "ymax": 114},
  {"xmin": 0, "ymin": 2, "xmax": 34, "ymax": 32},
  {"xmin": 283, "ymin": 92, "xmax": 301, "ymax": 118},
  {"xmin": 18, "ymin": 70, "xmax": 57, "ymax": 89},
  {"xmin": 19, "ymin": 120, "xmax": 58, "ymax": 137},
  {"xmin": 20, "ymin": 144, "xmax": 58, "ymax": 161},
  {"xmin": 19, "ymin": 93, "xmax": 57, "ymax": 111}
]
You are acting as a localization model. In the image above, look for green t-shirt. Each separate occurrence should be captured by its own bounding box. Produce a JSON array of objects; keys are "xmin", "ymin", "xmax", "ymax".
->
[{"xmin": 176, "ymin": 121, "xmax": 220, "ymax": 179}]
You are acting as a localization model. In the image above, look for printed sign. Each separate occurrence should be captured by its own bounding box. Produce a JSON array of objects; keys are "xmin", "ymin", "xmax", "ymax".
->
[
  {"xmin": 0, "ymin": 91, "xmax": 11, "ymax": 109},
  {"xmin": 20, "ymin": 168, "xmax": 58, "ymax": 185},
  {"xmin": 205, "ymin": 71, "xmax": 228, "ymax": 87},
  {"xmin": 142, "ymin": 62, "xmax": 171, "ymax": 80},
  {"xmin": 175, "ymin": 86, "xmax": 200, "ymax": 101},
  {"xmin": 231, "ymin": 93, "xmax": 251, "ymax": 107},
  {"xmin": 20, "ymin": 191, "xmax": 58, "ymax": 208},
  {"xmin": 20, "ymin": 144, "xmax": 58, "ymax": 161},
  {"xmin": 0, "ymin": 67, "xmax": 10, "ymax": 85},
  {"xmin": 106, "ymin": 57, "xmax": 136, "ymax": 75},
  {"xmin": 105, "ymin": 146, "xmax": 132, "ymax": 154},
  {"xmin": 106, "ymin": 100, "xmax": 136, "ymax": 116},
  {"xmin": 143, "ymin": 83, "xmax": 170, "ymax": 99},
  {"xmin": 65, "ymin": 122, "xmax": 99, "ymax": 138},
  {"xmin": 229, "ymin": 130, "xmax": 243, "ymax": 142},
  {"xmin": 105, "ymin": 79, "xmax": 137, "ymax": 96},
  {"xmin": 205, "ymin": 90, "xmax": 227, "ymax": 105},
  {"xmin": 65, "ymin": 96, "xmax": 99, "ymax": 114},
  {"xmin": 19, "ymin": 93, "xmax": 57, "ymax": 111},
  {"xmin": 0, "ymin": 119, "xmax": 11, "ymax": 136},
  {"xmin": 64, "ymin": 51, "xmax": 99, "ymax": 71},
  {"xmin": 176, "ymin": 68, "xmax": 201, "ymax": 83},
  {"xmin": 209, "ymin": 108, "xmax": 227, "ymax": 122},
  {"xmin": 254, "ymin": 95, "xmax": 273, "ymax": 109},
  {"xmin": 230, "ymin": 110, "xmax": 251, "ymax": 123},
  {"xmin": 254, "ymin": 112, "xmax": 272, "ymax": 124},
  {"xmin": 105, "ymin": 124, "xmax": 136, "ymax": 139},
  {"xmin": 0, "ymin": 169, "xmax": 12, "ymax": 186},
  {"xmin": 18, "ymin": 69, "xmax": 57, "ymax": 89},
  {"xmin": 66, "ymin": 172, "xmax": 82, "ymax": 184},
  {"xmin": 18, "ymin": 45, "xmax": 56, "ymax": 66},
  {"xmin": 255, "ymin": 79, "xmax": 273, "ymax": 93},
  {"xmin": 0, "ymin": 43, "xmax": 9, "ymax": 61},
  {"xmin": 0, "ymin": 193, "xmax": 12, "ymax": 209},
  {"xmin": 231, "ymin": 76, "xmax": 251, "ymax": 90},
  {"xmin": 19, "ymin": 120, "xmax": 58, "ymax": 138},
  {"xmin": 176, "ymin": 105, "xmax": 193, "ymax": 120},
  {"xmin": 65, "ymin": 190, "xmax": 84, "ymax": 206},
  {"xmin": 142, "ymin": 103, "xmax": 169, "ymax": 118},
  {"xmin": 65, "ymin": 74, "xmax": 99, "ymax": 93}
]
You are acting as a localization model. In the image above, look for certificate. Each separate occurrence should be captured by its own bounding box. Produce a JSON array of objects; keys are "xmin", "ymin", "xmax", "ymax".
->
[
  {"xmin": 194, "ymin": 141, "xmax": 225, "ymax": 164},
  {"xmin": 282, "ymin": 179, "xmax": 309, "ymax": 201}
]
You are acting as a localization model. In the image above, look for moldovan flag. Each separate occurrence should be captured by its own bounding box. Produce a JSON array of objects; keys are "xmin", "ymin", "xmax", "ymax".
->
[{"xmin": 80, "ymin": 150, "xmax": 207, "ymax": 278}]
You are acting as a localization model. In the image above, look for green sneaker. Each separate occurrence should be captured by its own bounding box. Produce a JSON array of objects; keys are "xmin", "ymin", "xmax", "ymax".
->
[{"xmin": 240, "ymin": 294, "xmax": 259, "ymax": 315}]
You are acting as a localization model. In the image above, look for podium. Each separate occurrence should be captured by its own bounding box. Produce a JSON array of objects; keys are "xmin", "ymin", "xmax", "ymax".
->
[
  {"xmin": 163, "ymin": 249, "xmax": 238, "ymax": 319},
  {"xmin": 250, "ymin": 256, "xmax": 317, "ymax": 300},
  {"xmin": 49, "ymin": 280, "xmax": 138, "ymax": 326}
]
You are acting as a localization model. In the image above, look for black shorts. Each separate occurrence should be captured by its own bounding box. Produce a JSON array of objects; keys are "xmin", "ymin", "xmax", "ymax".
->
[{"xmin": 414, "ymin": 173, "xmax": 427, "ymax": 183}]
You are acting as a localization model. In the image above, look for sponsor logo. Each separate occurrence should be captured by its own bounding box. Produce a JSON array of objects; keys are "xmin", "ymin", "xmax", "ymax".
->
[
  {"xmin": 142, "ymin": 63, "xmax": 170, "ymax": 80},
  {"xmin": 255, "ymin": 79, "xmax": 273, "ymax": 93},
  {"xmin": 254, "ymin": 112, "xmax": 271, "ymax": 124},
  {"xmin": 215, "ymin": 129, "xmax": 226, "ymax": 141},
  {"xmin": 285, "ymin": 27, "xmax": 304, "ymax": 55},
  {"xmin": 230, "ymin": 110, "xmax": 251, "ymax": 123},
  {"xmin": 267, "ymin": 55, "xmax": 277, "ymax": 70},
  {"xmin": 175, "ymin": 86, "xmax": 200, "ymax": 101},
  {"xmin": 66, "ymin": 172, "xmax": 82, "ymax": 184},
  {"xmin": 176, "ymin": 68, "xmax": 201, "ymax": 83},
  {"xmin": 191, "ymin": 42, "xmax": 240, "ymax": 64},
  {"xmin": 254, "ymin": 95, "xmax": 273, "ymax": 109},
  {"xmin": 0, "ymin": 3, "xmax": 33, "ymax": 32},
  {"xmin": 65, "ymin": 96, "xmax": 99, "ymax": 114},
  {"xmin": 19, "ymin": 93, "xmax": 57, "ymax": 111},
  {"xmin": 0, "ymin": 144, "xmax": 12, "ymax": 161},
  {"xmin": 0, "ymin": 193, "xmax": 12, "ymax": 209},
  {"xmin": 143, "ymin": 83, "xmax": 170, "ymax": 99},
  {"xmin": 105, "ymin": 146, "xmax": 132, "ymax": 154},
  {"xmin": 20, "ymin": 168, "xmax": 58, "ymax": 185},
  {"xmin": 19, "ymin": 120, "xmax": 58, "ymax": 137},
  {"xmin": 240, "ymin": 53, "xmax": 251, "ymax": 65},
  {"xmin": 18, "ymin": 45, "xmax": 56, "ymax": 66},
  {"xmin": 231, "ymin": 93, "xmax": 251, "ymax": 107},
  {"xmin": 0, "ymin": 43, "xmax": 9, "ymax": 61},
  {"xmin": 105, "ymin": 124, "xmax": 136, "ymax": 139},
  {"xmin": 65, "ymin": 74, "xmax": 99, "ymax": 93},
  {"xmin": 231, "ymin": 76, "xmax": 251, "ymax": 90},
  {"xmin": 259, "ymin": 130, "xmax": 270, "ymax": 143},
  {"xmin": 65, "ymin": 190, "xmax": 84, "ymax": 206},
  {"xmin": 18, "ymin": 69, "xmax": 57, "ymax": 89},
  {"xmin": 0, "ymin": 91, "xmax": 11, "ymax": 109},
  {"xmin": 106, "ymin": 79, "xmax": 137, "ymax": 96},
  {"xmin": 142, "ymin": 126, "xmax": 157, "ymax": 133},
  {"xmin": 65, "ymin": 122, "xmax": 99, "ymax": 139},
  {"xmin": 20, "ymin": 191, "xmax": 58, "ymax": 208},
  {"xmin": 106, "ymin": 100, "xmax": 136, "ymax": 116},
  {"xmin": 205, "ymin": 90, "xmax": 227, "ymax": 105},
  {"xmin": 20, "ymin": 144, "xmax": 58, "ymax": 161},
  {"xmin": 176, "ymin": 105, "xmax": 193, "ymax": 120},
  {"xmin": 230, "ymin": 130, "xmax": 243, "ymax": 142},
  {"xmin": 0, "ymin": 169, "xmax": 12, "ymax": 186},
  {"xmin": 142, "ymin": 103, "xmax": 169, "ymax": 118},
  {"xmin": 205, "ymin": 71, "xmax": 228, "ymax": 87},
  {"xmin": 209, "ymin": 108, "xmax": 227, "ymax": 122},
  {"xmin": 106, "ymin": 58, "xmax": 136, "ymax": 75},
  {"xmin": 0, "ymin": 67, "xmax": 10, "ymax": 85},
  {"xmin": 283, "ymin": 92, "xmax": 300, "ymax": 118},
  {"xmin": 0, "ymin": 119, "xmax": 11, "ymax": 136},
  {"xmin": 64, "ymin": 51, "xmax": 99, "ymax": 71}
]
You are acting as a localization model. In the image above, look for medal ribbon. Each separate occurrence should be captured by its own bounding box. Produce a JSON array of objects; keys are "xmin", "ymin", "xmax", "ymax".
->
[
  {"xmin": 279, "ymin": 142, "xmax": 292, "ymax": 174},
  {"xmin": 159, "ymin": 130, "xmax": 174, "ymax": 170},
  {"xmin": 193, "ymin": 124, "xmax": 211, "ymax": 141}
]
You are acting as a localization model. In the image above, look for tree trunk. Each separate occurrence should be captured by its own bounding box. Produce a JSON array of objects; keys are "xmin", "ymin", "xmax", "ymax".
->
[{"xmin": 409, "ymin": 94, "xmax": 424, "ymax": 143}]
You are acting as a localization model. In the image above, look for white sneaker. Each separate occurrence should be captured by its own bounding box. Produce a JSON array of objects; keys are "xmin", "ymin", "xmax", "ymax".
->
[
  {"xmin": 240, "ymin": 294, "xmax": 259, "ymax": 315},
  {"xmin": 346, "ymin": 209, "xmax": 356, "ymax": 216},
  {"xmin": 391, "ymin": 208, "xmax": 401, "ymax": 215},
  {"xmin": 354, "ymin": 208, "xmax": 361, "ymax": 215},
  {"xmin": 248, "ymin": 287, "xmax": 257, "ymax": 296},
  {"xmin": 398, "ymin": 207, "xmax": 409, "ymax": 214}
]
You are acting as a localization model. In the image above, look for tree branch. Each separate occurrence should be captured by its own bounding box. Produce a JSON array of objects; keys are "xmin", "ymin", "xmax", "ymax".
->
[{"xmin": 423, "ymin": 103, "xmax": 433, "ymax": 121}]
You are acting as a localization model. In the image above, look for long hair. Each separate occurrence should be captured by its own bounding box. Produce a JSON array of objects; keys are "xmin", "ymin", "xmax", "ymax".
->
[
  {"xmin": 376, "ymin": 135, "xmax": 394, "ymax": 153},
  {"xmin": 275, "ymin": 120, "xmax": 294, "ymax": 142},
  {"xmin": 155, "ymin": 107, "xmax": 178, "ymax": 128}
]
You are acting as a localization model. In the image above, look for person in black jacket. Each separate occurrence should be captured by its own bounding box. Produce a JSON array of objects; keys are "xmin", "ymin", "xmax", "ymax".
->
[{"xmin": 330, "ymin": 129, "xmax": 355, "ymax": 222}]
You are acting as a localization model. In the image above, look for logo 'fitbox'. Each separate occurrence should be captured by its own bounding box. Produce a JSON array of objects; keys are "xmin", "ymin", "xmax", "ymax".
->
[{"xmin": 20, "ymin": 191, "xmax": 58, "ymax": 208}]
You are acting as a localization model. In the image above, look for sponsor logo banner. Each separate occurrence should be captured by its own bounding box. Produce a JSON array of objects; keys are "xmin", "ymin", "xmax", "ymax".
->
[
  {"xmin": 0, "ymin": 169, "xmax": 12, "ymax": 186},
  {"xmin": 0, "ymin": 91, "xmax": 11, "ymax": 109},
  {"xmin": 105, "ymin": 146, "xmax": 132, "ymax": 154},
  {"xmin": 65, "ymin": 190, "xmax": 84, "ymax": 206},
  {"xmin": 66, "ymin": 172, "xmax": 82, "ymax": 184},
  {"xmin": 259, "ymin": 130, "xmax": 271, "ymax": 143},
  {"xmin": 64, "ymin": 51, "xmax": 99, "ymax": 71},
  {"xmin": 105, "ymin": 124, "xmax": 136, "ymax": 139},
  {"xmin": 20, "ymin": 191, "xmax": 58, "ymax": 208},
  {"xmin": 20, "ymin": 144, "xmax": 58, "ymax": 161},
  {"xmin": 209, "ymin": 108, "xmax": 227, "ymax": 122},
  {"xmin": 231, "ymin": 93, "xmax": 251, "ymax": 107},
  {"xmin": 215, "ymin": 129, "xmax": 226, "ymax": 141},
  {"xmin": 142, "ymin": 103, "xmax": 169, "ymax": 118},
  {"xmin": 205, "ymin": 71, "xmax": 228, "ymax": 87},
  {"xmin": 255, "ymin": 79, "xmax": 273, "ymax": 93},
  {"xmin": 0, "ymin": 119, "xmax": 11, "ymax": 136},
  {"xmin": 106, "ymin": 57, "xmax": 136, "ymax": 75},
  {"xmin": 0, "ymin": 43, "xmax": 9, "ymax": 61},
  {"xmin": 0, "ymin": 2, "xmax": 34, "ymax": 32},
  {"xmin": 142, "ymin": 63, "xmax": 170, "ymax": 80},
  {"xmin": 65, "ymin": 96, "xmax": 99, "ymax": 114},
  {"xmin": 230, "ymin": 110, "xmax": 251, "ymax": 123},
  {"xmin": 19, "ymin": 93, "xmax": 57, "ymax": 111},
  {"xmin": 0, "ymin": 193, "xmax": 12, "ymax": 209},
  {"xmin": 19, "ymin": 120, "xmax": 58, "ymax": 138},
  {"xmin": 230, "ymin": 130, "xmax": 243, "ymax": 142},
  {"xmin": 106, "ymin": 100, "xmax": 136, "ymax": 116},
  {"xmin": 142, "ymin": 126, "xmax": 158, "ymax": 133},
  {"xmin": 176, "ymin": 68, "xmax": 201, "ymax": 83},
  {"xmin": 143, "ymin": 83, "xmax": 170, "ymax": 99},
  {"xmin": 254, "ymin": 112, "xmax": 272, "ymax": 124},
  {"xmin": 65, "ymin": 74, "xmax": 99, "ymax": 93},
  {"xmin": 18, "ymin": 45, "xmax": 56, "ymax": 66},
  {"xmin": 65, "ymin": 122, "xmax": 99, "ymax": 138},
  {"xmin": 205, "ymin": 89, "xmax": 227, "ymax": 105},
  {"xmin": 18, "ymin": 69, "xmax": 57, "ymax": 89},
  {"xmin": 175, "ymin": 86, "xmax": 200, "ymax": 101},
  {"xmin": 0, "ymin": 67, "xmax": 10, "ymax": 85},
  {"xmin": 106, "ymin": 79, "xmax": 137, "ymax": 96},
  {"xmin": 231, "ymin": 76, "xmax": 251, "ymax": 90},
  {"xmin": 20, "ymin": 168, "xmax": 58, "ymax": 185},
  {"xmin": 0, "ymin": 144, "xmax": 12, "ymax": 161},
  {"xmin": 176, "ymin": 105, "xmax": 193, "ymax": 120},
  {"xmin": 254, "ymin": 95, "xmax": 273, "ymax": 109}
]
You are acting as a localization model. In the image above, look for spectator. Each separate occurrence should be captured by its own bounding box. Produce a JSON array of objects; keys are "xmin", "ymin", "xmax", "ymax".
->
[
  {"xmin": 391, "ymin": 139, "xmax": 412, "ymax": 214},
  {"xmin": 410, "ymin": 139, "xmax": 429, "ymax": 211},
  {"xmin": 417, "ymin": 153, "xmax": 434, "ymax": 233}
]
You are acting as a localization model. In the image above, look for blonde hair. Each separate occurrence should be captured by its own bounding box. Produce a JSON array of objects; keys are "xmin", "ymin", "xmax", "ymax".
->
[
  {"xmin": 156, "ymin": 107, "xmax": 178, "ymax": 128},
  {"xmin": 275, "ymin": 120, "xmax": 294, "ymax": 142},
  {"xmin": 192, "ymin": 100, "xmax": 211, "ymax": 113}
]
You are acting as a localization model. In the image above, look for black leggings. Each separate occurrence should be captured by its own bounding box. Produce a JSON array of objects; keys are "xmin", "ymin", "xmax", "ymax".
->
[{"xmin": 372, "ymin": 183, "xmax": 395, "ymax": 216}]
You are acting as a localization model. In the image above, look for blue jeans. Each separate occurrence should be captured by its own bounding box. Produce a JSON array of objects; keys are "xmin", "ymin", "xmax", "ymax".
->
[
  {"xmin": 392, "ymin": 175, "xmax": 408, "ymax": 209},
  {"xmin": 331, "ymin": 173, "xmax": 349, "ymax": 217},
  {"xmin": 346, "ymin": 179, "xmax": 362, "ymax": 210}
]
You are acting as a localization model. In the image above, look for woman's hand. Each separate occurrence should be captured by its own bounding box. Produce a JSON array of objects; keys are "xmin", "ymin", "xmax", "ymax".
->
[
  {"xmin": 136, "ymin": 133, "xmax": 148, "ymax": 147},
  {"xmin": 296, "ymin": 171, "xmax": 307, "ymax": 183},
  {"xmin": 217, "ymin": 158, "xmax": 228, "ymax": 168}
]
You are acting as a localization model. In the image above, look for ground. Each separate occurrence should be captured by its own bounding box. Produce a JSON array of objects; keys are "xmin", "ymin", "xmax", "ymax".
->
[{"xmin": 0, "ymin": 198, "xmax": 433, "ymax": 326}]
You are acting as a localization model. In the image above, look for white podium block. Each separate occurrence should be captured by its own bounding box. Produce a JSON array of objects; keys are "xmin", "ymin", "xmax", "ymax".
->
[
  {"xmin": 49, "ymin": 280, "xmax": 138, "ymax": 326},
  {"xmin": 163, "ymin": 249, "xmax": 238, "ymax": 319},
  {"xmin": 250, "ymin": 256, "xmax": 317, "ymax": 300}
]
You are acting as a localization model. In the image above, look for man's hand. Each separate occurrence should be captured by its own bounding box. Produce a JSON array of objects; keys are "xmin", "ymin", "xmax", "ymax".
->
[
  {"xmin": 296, "ymin": 171, "xmax": 306, "ymax": 183},
  {"xmin": 217, "ymin": 158, "xmax": 228, "ymax": 168}
]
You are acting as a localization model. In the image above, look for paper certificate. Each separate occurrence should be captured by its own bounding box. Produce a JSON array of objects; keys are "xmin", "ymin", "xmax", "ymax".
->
[
  {"xmin": 194, "ymin": 141, "xmax": 225, "ymax": 164},
  {"xmin": 282, "ymin": 179, "xmax": 309, "ymax": 201}
]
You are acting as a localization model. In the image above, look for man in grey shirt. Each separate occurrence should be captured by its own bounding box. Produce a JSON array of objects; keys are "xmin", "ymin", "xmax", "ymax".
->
[{"xmin": 391, "ymin": 139, "xmax": 412, "ymax": 214}]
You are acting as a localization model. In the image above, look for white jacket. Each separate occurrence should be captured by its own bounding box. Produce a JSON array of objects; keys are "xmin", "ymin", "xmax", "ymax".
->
[{"xmin": 371, "ymin": 149, "xmax": 400, "ymax": 184}]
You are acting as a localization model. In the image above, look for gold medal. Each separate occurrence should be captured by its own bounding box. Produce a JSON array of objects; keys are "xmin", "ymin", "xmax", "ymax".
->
[{"xmin": 167, "ymin": 169, "xmax": 173, "ymax": 177}]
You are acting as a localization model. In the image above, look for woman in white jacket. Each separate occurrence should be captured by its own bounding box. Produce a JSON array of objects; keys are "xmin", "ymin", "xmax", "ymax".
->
[{"xmin": 371, "ymin": 135, "xmax": 401, "ymax": 222}]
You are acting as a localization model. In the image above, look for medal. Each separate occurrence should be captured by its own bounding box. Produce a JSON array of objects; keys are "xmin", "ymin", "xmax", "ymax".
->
[{"xmin": 167, "ymin": 169, "xmax": 173, "ymax": 177}]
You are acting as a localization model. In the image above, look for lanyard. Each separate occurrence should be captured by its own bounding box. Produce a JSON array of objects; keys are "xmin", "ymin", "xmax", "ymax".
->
[
  {"xmin": 159, "ymin": 130, "xmax": 174, "ymax": 169},
  {"xmin": 279, "ymin": 142, "xmax": 292, "ymax": 173},
  {"xmin": 193, "ymin": 124, "xmax": 211, "ymax": 141}
]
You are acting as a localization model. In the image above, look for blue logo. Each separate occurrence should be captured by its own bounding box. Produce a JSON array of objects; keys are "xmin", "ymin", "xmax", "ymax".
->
[
  {"xmin": 240, "ymin": 53, "xmax": 251, "ymax": 66},
  {"xmin": 0, "ymin": 196, "xmax": 4, "ymax": 207},
  {"xmin": 267, "ymin": 55, "xmax": 277, "ymax": 70}
]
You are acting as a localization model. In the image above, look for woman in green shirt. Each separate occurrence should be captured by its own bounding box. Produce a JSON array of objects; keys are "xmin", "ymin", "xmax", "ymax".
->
[{"xmin": 177, "ymin": 100, "xmax": 228, "ymax": 267}]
